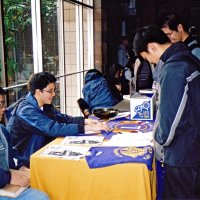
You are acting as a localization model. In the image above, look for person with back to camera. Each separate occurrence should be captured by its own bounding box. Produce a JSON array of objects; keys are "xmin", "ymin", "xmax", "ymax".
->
[
  {"xmin": 82, "ymin": 69, "xmax": 122, "ymax": 113},
  {"xmin": 6, "ymin": 72, "xmax": 109, "ymax": 167},
  {"xmin": 0, "ymin": 87, "xmax": 50, "ymax": 200},
  {"xmin": 133, "ymin": 25, "xmax": 200, "ymax": 199},
  {"xmin": 158, "ymin": 11, "xmax": 200, "ymax": 60}
]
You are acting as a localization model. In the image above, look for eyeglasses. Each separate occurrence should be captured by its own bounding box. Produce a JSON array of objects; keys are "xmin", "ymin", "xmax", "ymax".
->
[
  {"xmin": 0, "ymin": 101, "xmax": 5, "ymax": 108},
  {"xmin": 42, "ymin": 90, "xmax": 56, "ymax": 95}
]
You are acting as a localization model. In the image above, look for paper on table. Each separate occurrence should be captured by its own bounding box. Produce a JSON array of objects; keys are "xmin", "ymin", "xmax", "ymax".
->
[
  {"xmin": 40, "ymin": 145, "xmax": 90, "ymax": 160},
  {"xmin": 85, "ymin": 130, "xmax": 101, "ymax": 134},
  {"xmin": 61, "ymin": 135, "xmax": 104, "ymax": 146},
  {"xmin": 110, "ymin": 112, "xmax": 130, "ymax": 120},
  {"xmin": 123, "ymin": 95, "xmax": 131, "ymax": 100},
  {"xmin": 103, "ymin": 131, "xmax": 153, "ymax": 147}
]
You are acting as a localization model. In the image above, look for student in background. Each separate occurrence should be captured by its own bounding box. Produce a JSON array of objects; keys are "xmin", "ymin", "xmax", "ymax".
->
[
  {"xmin": 118, "ymin": 36, "xmax": 134, "ymax": 80},
  {"xmin": 118, "ymin": 36, "xmax": 129, "ymax": 68},
  {"xmin": 0, "ymin": 87, "xmax": 49, "ymax": 200},
  {"xmin": 158, "ymin": 11, "xmax": 200, "ymax": 60}
]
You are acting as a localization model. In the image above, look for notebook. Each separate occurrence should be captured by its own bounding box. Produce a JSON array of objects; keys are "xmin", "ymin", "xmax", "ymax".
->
[{"xmin": 0, "ymin": 184, "xmax": 28, "ymax": 198}]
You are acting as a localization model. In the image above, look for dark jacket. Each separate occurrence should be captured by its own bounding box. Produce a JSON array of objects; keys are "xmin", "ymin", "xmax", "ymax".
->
[
  {"xmin": 184, "ymin": 35, "xmax": 200, "ymax": 60},
  {"xmin": 153, "ymin": 42, "xmax": 200, "ymax": 167},
  {"xmin": 83, "ymin": 71, "xmax": 121, "ymax": 112},
  {"xmin": 6, "ymin": 93, "xmax": 85, "ymax": 166},
  {"xmin": 0, "ymin": 124, "xmax": 12, "ymax": 188}
]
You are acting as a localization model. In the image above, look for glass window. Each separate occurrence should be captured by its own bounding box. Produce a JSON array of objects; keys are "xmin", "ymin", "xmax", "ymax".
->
[
  {"xmin": 1, "ymin": 0, "xmax": 94, "ymax": 115},
  {"xmin": 3, "ymin": 0, "xmax": 33, "ymax": 84},
  {"xmin": 41, "ymin": 0, "xmax": 60, "ymax": 108},
  {"xmin": 3, "ymin": 0, "xmax": 33, "ymax": 103},
  {"xmin": 82, "ymin": 0, "xmax": 93, "ymax": 7},
  {"xmin": 83, "ymin": 6, "xmax": 94, "ymax": 71},
  {"xmin": 62, "ymin": 0, "xmax": 93, "ymax": 116},
  {"xmin": 0, "ymin": 2, "xmax": 5, "ymax": 87},
  {"xmin": 41, "ymin": 0, "xmax": 59, "ymax": 76},
  {"xmin": 63, "ymin": 1, "xmax": 79, "ymax": 115}
]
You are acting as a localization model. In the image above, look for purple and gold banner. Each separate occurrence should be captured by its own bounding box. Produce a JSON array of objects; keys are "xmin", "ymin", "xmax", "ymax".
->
[{"xmin": 86, "ymin": 145, "xmax": 154, "ymax": 170}]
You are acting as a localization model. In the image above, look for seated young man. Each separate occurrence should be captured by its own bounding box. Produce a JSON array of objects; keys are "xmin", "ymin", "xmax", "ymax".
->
[
  {"xmin": 0, "ymin": 87, "xmax": 49, "ymax": 200},
  {"xmin": 6, "ymin": 72, "xmax": 108, "ymax": 167}
]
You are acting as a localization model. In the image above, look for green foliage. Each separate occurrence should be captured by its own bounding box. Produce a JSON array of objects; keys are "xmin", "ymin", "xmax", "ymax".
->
[
  {"xmin": 7, "ymin": 58, "xmax": 17, "ymax": 78},
  {"xmin": 3, "ymin": 0, "xmax": 32, "ymax": 45},
  {"xmin": 3, "ymin": 0, "xmax": 56, "ymax": 78}
]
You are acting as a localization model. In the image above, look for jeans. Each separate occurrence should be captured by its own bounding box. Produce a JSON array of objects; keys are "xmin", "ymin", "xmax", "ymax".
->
[
  {"xmin": 0, "ymin": 188, "xmax": 49, "ymax": 200},
  {"xmin": 163, "ymin": 164, "xmax": 200, "ymax": 199}
]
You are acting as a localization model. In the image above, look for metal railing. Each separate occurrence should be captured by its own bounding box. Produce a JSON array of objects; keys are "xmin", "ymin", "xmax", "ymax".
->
[{"xmin": 3, "ymin": 70, "xmax": 88, "ymax": 91}]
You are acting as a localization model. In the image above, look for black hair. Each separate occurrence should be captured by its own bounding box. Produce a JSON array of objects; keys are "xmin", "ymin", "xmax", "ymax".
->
[
  {"xmin": 133, "ymin": 25, "xmax": 170, "ymax": 55},
  {"xmin": 85, "ymin": 69, "xmax": 102, "ymax": 76},
  {"xmin": 108, "ymin": 64, "xmax": 124, "ymax": 80},
  {"xmin": 158, "ymin": 11, "xmax": 189, "ymax": 32},
  {"xmin": 28, "ymin": 72, "xmax": 57, "ymax": 95},
  {"xmin": 84, "ymin": 69, "xmax": 103, "ymax": 84},
  {"xmin": 0, "ymin": 87, "xmax": 6, "ymax": 95},
  {"xmin": 106, "ymin": 63, "xmax": 124, "ymax": 98}
]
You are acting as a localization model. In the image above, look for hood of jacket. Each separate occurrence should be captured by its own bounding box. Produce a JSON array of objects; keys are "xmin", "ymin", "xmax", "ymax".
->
[{"xmin": 85, "ymin": 71, "xmax": 102, "ymax": 84}]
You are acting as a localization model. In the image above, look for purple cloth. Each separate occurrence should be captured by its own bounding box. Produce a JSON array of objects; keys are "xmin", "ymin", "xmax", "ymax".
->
[{"xmin": 85, "ymin": 145, "xmax": 154, "ymax": 170}]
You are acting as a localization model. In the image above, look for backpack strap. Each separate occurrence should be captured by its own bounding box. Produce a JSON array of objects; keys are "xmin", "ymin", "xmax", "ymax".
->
[
  {"xmin": 188, "ymin": 43, "xmax": 200, "ymax": 51},
  {"xmin": 187, "ymin": 36, "xmax": 200, "ymax": 51}
]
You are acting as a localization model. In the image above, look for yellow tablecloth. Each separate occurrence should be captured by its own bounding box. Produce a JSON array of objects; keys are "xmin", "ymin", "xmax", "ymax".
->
[{"xmin": 30, "ymin": 138, "xmax": 156, "ymax": 200}]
